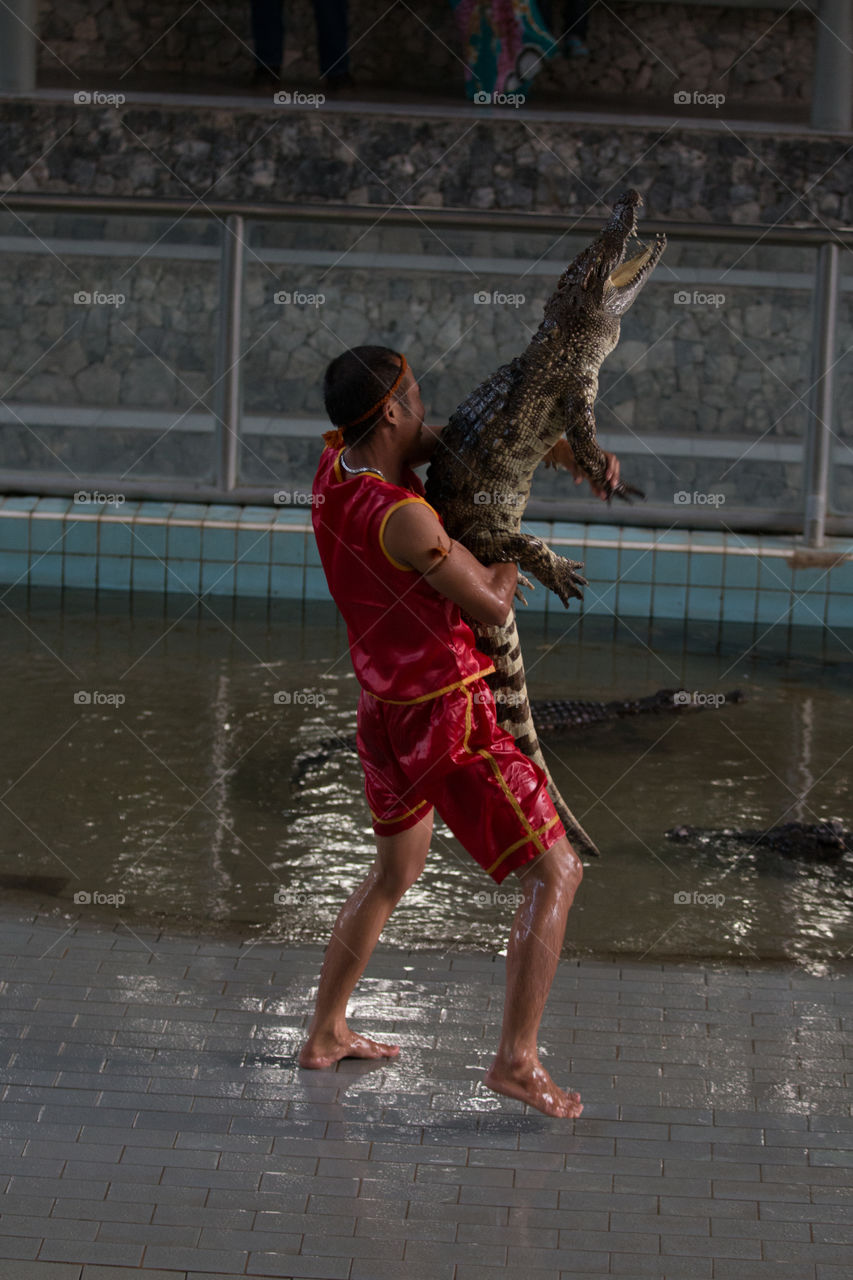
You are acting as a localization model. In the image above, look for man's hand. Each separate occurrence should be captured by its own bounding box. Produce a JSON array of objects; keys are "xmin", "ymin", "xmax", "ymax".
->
[
  {"xmin": 544, "ymin": 439, "xmax": 621, "ymax": 501},
  {"xmin": 382, "ymin": 500, "xmax": 517, "ymax": 627}
]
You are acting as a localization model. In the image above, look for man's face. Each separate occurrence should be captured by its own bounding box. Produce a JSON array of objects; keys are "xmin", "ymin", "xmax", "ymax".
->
[
  {"xmin": 388, "ymin": 370, "xmax": 424, "ymax": 440},
  {"xmin": 400, "ymin": 371, "xmax": 425, "ymax": 430}
]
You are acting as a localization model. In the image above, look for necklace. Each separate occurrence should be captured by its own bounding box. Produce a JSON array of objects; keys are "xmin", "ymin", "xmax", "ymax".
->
[{"xmin": 340, "ymin": 448, "xmax": 386, "ymax": 481}]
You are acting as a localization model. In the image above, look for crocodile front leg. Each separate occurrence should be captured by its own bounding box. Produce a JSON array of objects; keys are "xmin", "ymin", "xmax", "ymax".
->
[
  {"xmin": 564, "ymin": 371, "xmax": 609, "ymax": 485},
  {"xmin": 558, "ymin": 372, "xmax": 644, "ymax": 502},
  {"xmin": 465, "ymin": 527, "xmax": 587, "ymax": 607},
  {"xmin": 505, "ymin": 534, "xmax": 587, "ymax": 607}
]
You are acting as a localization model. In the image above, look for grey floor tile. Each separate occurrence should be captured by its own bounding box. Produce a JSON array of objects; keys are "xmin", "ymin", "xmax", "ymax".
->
[
  {"xmin": 38, "ymin": 1241, "xmax": 145, "ymax": 1266},
  {"xmin": 0, "ymin": 1265, "xmax": 81, "ymax": 1279},
  {"xmin": 248, "ymin": 1253, "xmax": 350, "ymax": 1278}
]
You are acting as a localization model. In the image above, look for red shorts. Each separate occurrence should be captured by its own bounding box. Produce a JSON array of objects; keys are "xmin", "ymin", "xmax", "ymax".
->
[{"xmin": 356, "ymin": 676, "xmax": 566, "ymax": 884}]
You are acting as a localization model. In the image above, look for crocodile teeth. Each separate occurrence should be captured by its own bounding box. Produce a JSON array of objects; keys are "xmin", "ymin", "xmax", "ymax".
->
[{"xmin": 609, "ymin": 244, "xmax": 656, "ymax": 287}]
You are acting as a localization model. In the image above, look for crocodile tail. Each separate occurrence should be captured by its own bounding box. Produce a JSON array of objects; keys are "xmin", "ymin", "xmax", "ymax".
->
[{"xmin": 471, "ymin": 610, "xmax": 601, "ymax": 858}]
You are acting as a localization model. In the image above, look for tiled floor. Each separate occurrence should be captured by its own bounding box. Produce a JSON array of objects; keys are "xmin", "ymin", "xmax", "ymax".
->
[{"xmin": 1, "ymin": 902, "xmax": 852, "ymax": 1279}]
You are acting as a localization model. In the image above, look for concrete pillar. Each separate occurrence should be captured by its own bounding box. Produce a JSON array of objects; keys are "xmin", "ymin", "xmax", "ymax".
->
[
  {"xmin": 811, "ymin": 0, "xmax": 853, "ymax": 131},
  {"xmin": 0, "ymin": 0, "xmax": 37, "ymax": 93}
]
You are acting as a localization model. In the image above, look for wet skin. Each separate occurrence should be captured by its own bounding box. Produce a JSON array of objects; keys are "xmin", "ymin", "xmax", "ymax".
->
[
  {"xmin": 301, "ymin": 377, "xmax": 586, "ymax": 1117},
  {"xmin": 297, "ymin": 809, "xmax": 584, "ymax": 1118}
]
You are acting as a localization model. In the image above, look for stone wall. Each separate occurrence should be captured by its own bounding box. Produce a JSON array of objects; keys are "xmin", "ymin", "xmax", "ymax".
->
[
  {"xmin": 36, "ymin": 1, "xmax": 814, "ymax": 108},
  {"xmin": 2, "ymin": 102, "xmax": 851, "ymax": 224}
]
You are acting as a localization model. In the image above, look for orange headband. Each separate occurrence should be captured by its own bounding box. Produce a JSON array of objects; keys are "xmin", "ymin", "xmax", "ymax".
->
[{"xmin": 322, "ymin": 354, "xmax": 409, "ymax": 450}]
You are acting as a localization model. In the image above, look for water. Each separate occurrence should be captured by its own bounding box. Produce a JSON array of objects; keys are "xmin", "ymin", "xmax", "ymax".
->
[{"xmin": 1, "ymin": 587, "xmax": 851, "ymax": 970}]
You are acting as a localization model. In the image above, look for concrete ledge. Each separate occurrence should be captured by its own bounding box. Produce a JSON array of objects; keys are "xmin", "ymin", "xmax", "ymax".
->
[{"xmin": 1, "ymin": 494, "xmax": 851, "ymax": 626}]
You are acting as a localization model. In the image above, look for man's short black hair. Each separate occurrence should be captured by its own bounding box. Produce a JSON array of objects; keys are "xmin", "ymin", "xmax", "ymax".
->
[{"xmin": 323, "ymin": 345, "xmax": 405, "ymax": 446}]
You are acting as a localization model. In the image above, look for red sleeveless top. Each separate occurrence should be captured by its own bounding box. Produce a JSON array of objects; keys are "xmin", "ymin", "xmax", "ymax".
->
[{"xmin": 311, "ymin": 446, "xmax": 494, "ymax": 702}]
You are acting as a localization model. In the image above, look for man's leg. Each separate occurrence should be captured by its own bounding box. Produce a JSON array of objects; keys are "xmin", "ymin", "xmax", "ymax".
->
[
  {"xmin": 298, "ymin": 808, "xmax": 433, "ymax": 1068},
  {"xmin": 484, "ymin": 834, "xmax": 584, "ymax": 1118}
]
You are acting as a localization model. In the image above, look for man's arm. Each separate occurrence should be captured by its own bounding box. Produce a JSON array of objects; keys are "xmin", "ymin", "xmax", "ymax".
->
[{"xmin": 382, "ymin": 501, "xmax": 517, "ymax": 628}]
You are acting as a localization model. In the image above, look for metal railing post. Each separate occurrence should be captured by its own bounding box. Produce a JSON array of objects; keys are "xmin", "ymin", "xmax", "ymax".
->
[
  {"xmin": 214, "ymin": 214, "xmax": 245, "ymax": 493},
  {"xmin": 0, "ymin": 0, "xmax": 36, "ymax": 92},
  {"xmin": 811, "ymin": 0, "xmax": 853, "ymax": 132},
  {"xmin": 803, "ymin": 240, "xmax": 840, "ymax": 546}
]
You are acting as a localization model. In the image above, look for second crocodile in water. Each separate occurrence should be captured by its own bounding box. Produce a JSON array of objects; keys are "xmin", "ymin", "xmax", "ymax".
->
[{"xmin": 424, "ymin": 189, "xmax": 666, "ymax": 858}]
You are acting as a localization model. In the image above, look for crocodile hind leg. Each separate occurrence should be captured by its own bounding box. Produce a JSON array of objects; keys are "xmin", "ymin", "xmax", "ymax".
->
[{"xmin": 472, "ymin": 611, "xmax": 601, "ymax": 858}]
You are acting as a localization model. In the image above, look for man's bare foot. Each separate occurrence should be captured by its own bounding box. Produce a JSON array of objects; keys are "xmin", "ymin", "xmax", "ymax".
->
[
  {"xmin": 298, "ymin": 1027, "xmax": 400, "ymax": 1069},
  {"xmin": 484, "ymin": 1054, "xmax": 583, "ymax": 1118}
]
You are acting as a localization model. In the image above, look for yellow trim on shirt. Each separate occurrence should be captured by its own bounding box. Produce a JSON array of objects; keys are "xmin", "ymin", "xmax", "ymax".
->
[{"xmin": 378, "ymin": 496, "xmax": 428, "ymax": 571}]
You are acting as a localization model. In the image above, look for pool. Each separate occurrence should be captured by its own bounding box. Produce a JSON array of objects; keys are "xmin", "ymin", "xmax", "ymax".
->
[{"xmin": 1, "ymin": 586, "xmax": 851, "ymax": 971}]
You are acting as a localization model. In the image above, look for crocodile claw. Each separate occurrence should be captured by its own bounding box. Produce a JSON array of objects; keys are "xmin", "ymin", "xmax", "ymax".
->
[
  {"xmin": 555, "ymin": 563, "xmax": 588, "ymax": 608},
  {"xmin": 607, "ymin": 480, "xmax": 645, "ymax": 504},
  {"xmin": 514, "ymin": 572, "xmax": 535, "ymax": 607}
]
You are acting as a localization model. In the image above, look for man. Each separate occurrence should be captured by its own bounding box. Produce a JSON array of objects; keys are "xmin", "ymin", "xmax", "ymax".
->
[{"xmin": 298, "ymin": 345, "xmax": 619, "ymax": 1119}]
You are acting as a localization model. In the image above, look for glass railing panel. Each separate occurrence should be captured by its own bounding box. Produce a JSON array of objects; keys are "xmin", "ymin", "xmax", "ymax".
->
[
  {"xmin": 239, "ymin": 217, "xmax": 814, "ymax": 514},
  {"xmin": 0, "ymin": 210, "xmax": 221, "ymax": 488}
]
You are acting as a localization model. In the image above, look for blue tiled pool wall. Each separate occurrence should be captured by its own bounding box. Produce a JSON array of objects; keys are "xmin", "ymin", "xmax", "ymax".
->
[{"xmin": 1, "ymin": 495, "xmax": 852, "ymax": 628}]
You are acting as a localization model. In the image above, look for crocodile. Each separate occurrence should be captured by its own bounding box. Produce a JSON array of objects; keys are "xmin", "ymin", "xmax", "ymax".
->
[
  {"xmin": 292, "ymin": 684, "xmax": 739, "ymax": 788},
  {"xmin": 423, "ymin": 188, "xmax": 666, "ymax": 858},
  {"xmin": 666, "ymin": 820, "xmax": 851, "ymax": 862}
]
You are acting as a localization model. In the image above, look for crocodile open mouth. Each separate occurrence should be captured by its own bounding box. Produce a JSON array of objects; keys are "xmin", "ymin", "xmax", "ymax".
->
[{"xmin": 608, "ymin": 242, "xmax": 657, "ymax": 287}]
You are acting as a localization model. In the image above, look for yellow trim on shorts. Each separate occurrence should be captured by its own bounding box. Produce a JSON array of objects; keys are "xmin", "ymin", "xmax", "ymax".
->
[
  {"xmin": 364, "ymin": 664, "xmax": 496, "ymax": 706},
  {"xmin": 456, "ymin": 683, "xmax": 550, "ymax": 871},
  {"xmin": 476, "ymin": 745, "xmax": 546, "ymax": 856},
  {"xmin": 370, "ymin": 797, "xmax": 431, "ymax": 825},
  {"xmin": 485, "ymin": 812, "xmax": 561, "ymax": 877}
]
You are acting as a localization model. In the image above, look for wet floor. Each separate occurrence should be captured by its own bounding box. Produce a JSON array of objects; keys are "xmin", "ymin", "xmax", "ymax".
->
[{"xmin": 1, "ymin": 586, "xmax": 851, "ymax": 969}]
